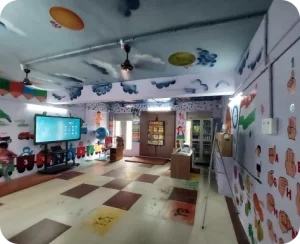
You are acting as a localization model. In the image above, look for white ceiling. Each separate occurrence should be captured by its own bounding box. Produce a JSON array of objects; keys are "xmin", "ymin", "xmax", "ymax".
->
[{"xmin": 0, "ymin": 0, "xmax": 273, "ymax": 90}]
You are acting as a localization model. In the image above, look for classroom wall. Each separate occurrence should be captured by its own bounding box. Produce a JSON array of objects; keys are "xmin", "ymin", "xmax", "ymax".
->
[
  {"xmin": 110, "ymin": 100, "xmax": 221, "ymax": 157},
  {"xmin": 225, "ymin": 1, "xmax": 300, "ymax": 244},
  {"xmin": 0, "ymin": 99, "xmax": 86, "ymax": 182},
  {"xmin": 47, "ymin": 72, "xmax": 235, "ymax": 104}
]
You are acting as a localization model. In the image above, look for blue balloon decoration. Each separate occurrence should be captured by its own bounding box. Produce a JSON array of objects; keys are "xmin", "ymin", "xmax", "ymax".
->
[{"xmin": 96, "ymin": 127, "xmax": 109, "ymax": 144}]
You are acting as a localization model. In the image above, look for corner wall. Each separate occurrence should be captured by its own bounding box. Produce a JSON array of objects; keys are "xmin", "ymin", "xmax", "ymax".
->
[{"xmin": 226, "ymin": 1, "xmax": 300, "ymax": 244}]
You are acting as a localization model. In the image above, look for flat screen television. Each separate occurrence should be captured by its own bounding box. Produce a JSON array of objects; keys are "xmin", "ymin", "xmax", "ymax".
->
[{"xmin": 34, "ymin": 115, "xmax": 81, "ymax": 145}]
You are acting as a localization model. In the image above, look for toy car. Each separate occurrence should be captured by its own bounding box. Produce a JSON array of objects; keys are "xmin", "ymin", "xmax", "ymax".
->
[
  {"xmin": 76, "ymin": 146, "xmax": 86, "ymax": 159},
  {"xmin": 0, "ymin": 136, "xmax": 12, "ymax": 143},
  {"xmin": 18, "ymin": 132, "xmax": 34, "ymax": 140},
  {"xmin": 86, "ymin": 145, "xmax": 95, "ymax": 156}
]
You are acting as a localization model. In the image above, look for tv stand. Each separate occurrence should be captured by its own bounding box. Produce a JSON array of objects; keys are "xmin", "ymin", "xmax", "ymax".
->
[{"xmin": 38, "ymin": 141, "xmax": 80, "ymax": 175}]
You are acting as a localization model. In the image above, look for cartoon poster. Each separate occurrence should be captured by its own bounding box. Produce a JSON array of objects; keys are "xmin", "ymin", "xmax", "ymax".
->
[
  {"xmin": 132, "ymin": 119, "xmax": 140, "ymax": 143},
  {"xmin": 94, "ymin": 111, "xmax": 103, "ymax": 129},
  {"xmin": 176, "ymin": 112, "xmax": 186, "ymax": 140}
]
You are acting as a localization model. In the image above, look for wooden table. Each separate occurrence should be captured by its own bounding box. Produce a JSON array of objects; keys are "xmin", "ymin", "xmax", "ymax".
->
[
  {"xmin": 170, "ymin": 151, "xmax": 193, "ymax": 180},
  {"xmin": 110, "ymin": 147, "xmax": 124, "ymax": 163}
]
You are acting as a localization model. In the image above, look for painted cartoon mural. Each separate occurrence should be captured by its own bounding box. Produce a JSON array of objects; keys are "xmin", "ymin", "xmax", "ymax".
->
[
  {"xmin": 66, "ymin": 86, "xmax": 83, "ymax": 100},
  {"xmin": 247, "ymin": 48, "xmax": 263, "ymax": 71},
  {"xmin": 94, "ymin": 111, "xmax": 103, "ymax": 129},
  {"xmin": 120, "ymin": 82, "xmax": 138, "ymax": 94},
  {"xmin": 49, "ymin": 7, "xmax": 84, "ymax": 31},
  {"xmin": 0, "ymin": 108, "xmax": 12, "ymax": 126},
  {"xmin": 0, "ymin": 141, "xmax": 17, "ymax": 182},
  {"xmin": 92, "ymin": 84, "xmax": 113, "ymax": 96},
  {"xmin": 195, "ymin": 48, "xmax": 218, "ymax": 67},
  {"xmin": 176, "ymin": 112, "xmax": 186, "ymax": 140},
  {"xmin": 151, "ymin": 80, "xmax": 176, "ymax": 89},
  {"xmin": 168, "ymin": 52, "xmax": 196, "ymax": 68}
]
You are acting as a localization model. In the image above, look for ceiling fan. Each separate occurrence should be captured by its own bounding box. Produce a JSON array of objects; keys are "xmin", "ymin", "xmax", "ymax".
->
[
  {"xmin": 119, "ymin": 42, "xmax": 165, "ymax": 80},
  {"xmin": 22, "ymin": 69, "xmax": 32, "ymax": 86}
]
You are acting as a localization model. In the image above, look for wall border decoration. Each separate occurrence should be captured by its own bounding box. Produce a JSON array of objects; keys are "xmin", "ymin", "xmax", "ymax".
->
[{"xmin": 0, "ymin": 78, "xmax": 47, "ymax": 102}]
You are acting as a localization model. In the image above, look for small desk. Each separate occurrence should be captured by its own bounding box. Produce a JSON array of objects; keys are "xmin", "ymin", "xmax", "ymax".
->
[
  {"xmin": 171, "ymin": 151, "xmax": 193, "ymax": 180},
  {"xmin": 110, "ymin": 147, "xmax": 124, "ymax": 163}
]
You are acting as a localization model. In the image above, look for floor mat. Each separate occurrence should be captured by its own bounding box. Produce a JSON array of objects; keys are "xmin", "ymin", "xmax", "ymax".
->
[{"xmin": 125, "ymin": 156, "xmax": 169, "ymax": 165}]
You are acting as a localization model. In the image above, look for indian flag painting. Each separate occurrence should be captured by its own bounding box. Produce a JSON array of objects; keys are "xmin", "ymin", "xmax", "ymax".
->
[{"xmin": 239, "ymin": 85, "xmax": 257, "ymax": 130}]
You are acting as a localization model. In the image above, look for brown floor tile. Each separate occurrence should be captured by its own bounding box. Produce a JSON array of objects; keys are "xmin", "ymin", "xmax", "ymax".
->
[
  {"xmin": 102, "ymin": 178, "xmax": 132, "ymax": 190},
  {"xmin": 138, "ymin": 164, "xmax": 154, "ymax": 168},
  {"xmin": 168, "ymin": 187, "xmax": 198, "ymax": 205},
  {"xmin": 103, "ymin": 191, "xmax": 142, "ymax": 210},
  {"xmin": 102, "ymin": 169, "xmax": 124, "ymax": 178},
  {"xmin": 0, "ymin": 203, "xmax": 3, "ymax": 206},
  {"xmin": 9, "ymin": 218, "xmax": 70, "ymax": 244},
  {"xmin": 225, "ymin": 197, "xmax": 250, "ymax": 244},
  {"xmin": 135, "ymin": 174, "xmax": 160, "ymax": 183},
  {"xmin": 61, "ymin": 184, "xmax": 99, "ymax": 199},
  {"xmin": 56, "ymin": 171, "xmax": 84, "ymax": 180}
]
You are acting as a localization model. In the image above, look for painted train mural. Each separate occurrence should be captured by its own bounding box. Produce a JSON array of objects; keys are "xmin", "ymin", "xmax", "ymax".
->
[{"xmin": 0, "ymin": 142, "xmax": 104, "ymax": 178}]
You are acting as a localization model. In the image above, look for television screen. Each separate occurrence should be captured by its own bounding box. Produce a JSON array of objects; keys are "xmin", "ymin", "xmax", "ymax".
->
[{"xmin": 34, "ymin": 115, "xmax": 81, "ymax": 144}]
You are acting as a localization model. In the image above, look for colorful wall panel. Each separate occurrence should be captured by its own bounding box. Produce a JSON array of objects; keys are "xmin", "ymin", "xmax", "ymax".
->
[{"xmin": 0, "ymin": 78, "xmax": 47, "ymax": 102}]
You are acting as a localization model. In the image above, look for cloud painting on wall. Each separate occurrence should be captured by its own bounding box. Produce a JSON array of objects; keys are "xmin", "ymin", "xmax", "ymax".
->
[
  {"xmin": 53, "ymin": 73, "xmax": 86, "ymax": 83},
  {"xmin": 133, "ymin": 54, "xmax": 165, "ymax": 66},
  {"xmin": 184, "ymin": 88, "xmax": 196, "ymax": 94},
  {"xmin": 92, "ymin": 83, "xmax": 112, "ymax": 96},
  {"xmin": 238, "ymin": 51, "xmax": 249, "ymax": 75},
  {"xmin": 151, "ymin": 80, "xmax": 176, "ymax": 89},
  {"xmin": 66, "ymin": 86, "xmax": 83, "ymax": 100},
  {"xmin": 0, "ymin": 18, "xmax": 26, "ymax": 36},
  {"xmin": 84, "ymin": 60, "xmax": 119, "ymax": 79},
  {"xmin": 49, "ymin": 7, "xmax": 84, "ymax": 31},
  {"xmin": 118, "ymin": 0, "xmax": 140, "ymax": 17},
  {"xmin": 52, "ymin": 93, "xmax": 65, "ymax": 100},
  {"xmin": 247, "ymin": 48, "xmax": 263, "ymax": 71},
  {"xmin": 191, "ymin": 79, "xmax": 209, "ymax": 91},
  {"xmin": 120, "ymin": 82, "xmax": 138, "ymax": 94},
  {"xmin": 196, "ymin": 48, "xmax": 217, "ymax": 67},
  {"xmin": 215, "ymin": 80, "xmax": 230, "ymax": 88}
]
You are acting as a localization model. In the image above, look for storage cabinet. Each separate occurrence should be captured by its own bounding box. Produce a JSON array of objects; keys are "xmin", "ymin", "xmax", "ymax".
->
[
  {"xmin": 190, "ymin": 118, "xmax": 213, "ymax": 165},
  {"xmin": 110, "ymin": 147, "xmax": 124, "ymax": 163}
]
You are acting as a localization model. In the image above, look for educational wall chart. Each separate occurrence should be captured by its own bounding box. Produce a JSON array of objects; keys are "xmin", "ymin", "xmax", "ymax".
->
[
  {"xmin": 228, "ymin": 40, "xmax": 299, "ymax": 244},
  {"xmin": 176, "ymin": 112, "xmax": 186, "ymax": 141},
  {"xmin": 132, "ymin": 119, "xmax": 140, "ymax": 143}
]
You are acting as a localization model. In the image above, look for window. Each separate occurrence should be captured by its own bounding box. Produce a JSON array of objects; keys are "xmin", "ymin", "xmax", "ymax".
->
[
  {"xmin": 185, "ymin": 121, "xmax": 191, "ymax": 145},
  {"xmin": 114, "ymin": 120, "xmax": 132, "ymax": 150},
  {"xmin": 126, "ymin": 121, "xmax": 132, "ymax": 150},
  {"xmin": 115, "ymin": 121, "xmax": 121, "ymax": 136}
]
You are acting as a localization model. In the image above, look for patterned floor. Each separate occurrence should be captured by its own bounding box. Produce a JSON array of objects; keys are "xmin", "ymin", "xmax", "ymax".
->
[{"xmin": 0, "ymin": 160, "xmax": 238, "ymax": 244}]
